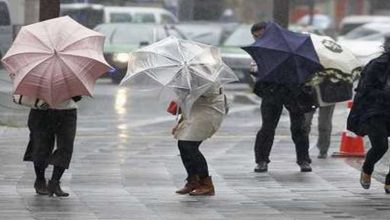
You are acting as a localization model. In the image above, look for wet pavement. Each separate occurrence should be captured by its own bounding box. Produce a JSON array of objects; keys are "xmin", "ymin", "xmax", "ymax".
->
[{"xmin": 1, "ymin": 70, "xmax": 390, "ymax": 219}]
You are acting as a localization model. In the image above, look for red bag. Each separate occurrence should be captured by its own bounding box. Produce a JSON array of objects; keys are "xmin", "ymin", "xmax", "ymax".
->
[{"xmin": 167, "ymin": 101, "xmax": 180, "ymax": 115}]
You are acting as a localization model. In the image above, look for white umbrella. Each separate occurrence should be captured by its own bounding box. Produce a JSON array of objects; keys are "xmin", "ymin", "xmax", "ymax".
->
[
  {"xmin": 120, "ymin": 36, "xmax": 238, "ymax": 117},
  {"xmin": 310, "ymin": 34, "xmax": 362, "ymax": 84},
  {"xmin": 309, "ymin": 34, "xmax": 363, "ymax": 105}
]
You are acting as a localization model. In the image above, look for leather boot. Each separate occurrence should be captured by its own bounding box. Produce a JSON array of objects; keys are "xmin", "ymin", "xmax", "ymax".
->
[
  {"xmin": 189, "ymin": 176, "xmax": 215, "ymax": 196},
  {"xmin": 176, "ymin": 175, "xmax": 200, "ymax": 194},
  {"xmin": 34, "ymin": 179, "xmax": 49, "ymax": 195},
  {"xmin": 48, "ymin": 180, "xmax": 69, "ymax": 197}
]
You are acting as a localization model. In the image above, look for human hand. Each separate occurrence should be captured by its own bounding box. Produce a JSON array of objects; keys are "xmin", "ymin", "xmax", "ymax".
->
[
  {"xmin": 171, "ymin": 124, "xmax": 179, "ymax": 135},
  {"xmin": 38, "ymin": 102, "xmax": 50, "ymax": 110}
]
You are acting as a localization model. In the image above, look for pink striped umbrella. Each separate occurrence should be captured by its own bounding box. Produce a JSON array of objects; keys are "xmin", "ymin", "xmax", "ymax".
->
[{"xmin": 1, "ymin": 16, "xmax": 111, "ymax": 107}]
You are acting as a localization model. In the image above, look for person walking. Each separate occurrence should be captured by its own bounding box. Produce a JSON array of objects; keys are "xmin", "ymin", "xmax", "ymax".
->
[
  {"xmin": 347, "ymin": 41, "xmax": 390, "ymax": 193},
  {"xmin": 249, "ymin": 22, "xmax": 316, "ymax": 173},
  {"xmin": 15, "ymin": 95, "xmax": 81, "ymax": 197},
  {"xmin": 304, "ymin": 103, "xmax": 335, "ymax": 159},
  {"xmin": 172, "ymin": 85, "xmax": 227, "ymax": 196}
]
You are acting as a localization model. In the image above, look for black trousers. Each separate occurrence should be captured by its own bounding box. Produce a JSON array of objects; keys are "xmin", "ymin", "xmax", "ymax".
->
[
  {"xmin": 255, "ymin": 95, "xmax": 311, "ymax": 164},
  {"xmin": 178, "ymin": 140, "xmax": 209, "ymax": 179},
  {"xmin": 363, "ymin": 116, "xmax": 390, "ymax": 177},
  {"xmin": 24, "ymin": 109, "xmax": 77, "ymax": 169}
]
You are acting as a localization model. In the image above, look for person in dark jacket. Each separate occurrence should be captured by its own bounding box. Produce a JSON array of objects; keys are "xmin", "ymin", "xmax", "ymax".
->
[
  {"xmin": 250, "ymin": 22, "xmax": 315, "ymax": 173},
  {"xmin": 18, "ymin": 96, "xmax": 82, "ymax": 197},
  {"xmin": 348, "ymin": 42, "xmax": 390, "ymax": 193}
]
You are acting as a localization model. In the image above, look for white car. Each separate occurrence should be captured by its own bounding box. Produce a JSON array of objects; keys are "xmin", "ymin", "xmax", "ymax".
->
[
  {"xmin": 337, "ymin": 22, "xmax": 390, "ymax": 65},
  {"xmin": 0, "ymin": 0, "xmax": 12, "ymax": 60},
  {"xmin": 338, "ymin": 15, "xmax": 390, "ymax": 36},
  {"xmin": 103, "ymin": 6, "xmax": 178, "ymax": 24}
]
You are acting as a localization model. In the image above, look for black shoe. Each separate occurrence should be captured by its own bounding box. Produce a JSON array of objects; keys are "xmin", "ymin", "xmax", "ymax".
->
[
  {"xmin": 34, "ymin": 179, "xmax": 49, "ymax": 195},
  {"xmin": 48, "ymin": 180, "xmax": 69, "ymax": 197},
  {"xmin": 299, "ymin": 161, "xmax": 312, "ymax": 172},
  {"xmin": 317, "ymin": 152, "xmax": 328, "ymax": 159},
  {"xmin": 385, "ymin": 175, "xmax": 390, "ymax": 194},
  {"xmin": 254, "ymin": 161, "xmax": 268, "ymax": 173},
  {"xmin": 360, "ymin": 171, "xmax": 371, "ymax": 189}
]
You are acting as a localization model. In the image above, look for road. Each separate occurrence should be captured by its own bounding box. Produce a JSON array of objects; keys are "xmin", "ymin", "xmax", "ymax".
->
[{"xmin": 1, "ymin": 70, "xmax": 390, "ymax": 220}]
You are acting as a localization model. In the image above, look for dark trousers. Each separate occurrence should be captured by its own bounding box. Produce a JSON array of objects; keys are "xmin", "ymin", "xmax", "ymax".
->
[
  {"xmin": 255, "ymin": 96, "xmax": 311, "ymax": 164},
  {"xmin": 24, "ymin": 109, "xmax": 77, "ymax": 169},
  {"xmin": 178, "ymin": 140, "xmax": 209, "ymax": 179},
  {"xmin": 363, "ymin": 116, "xmax": 390, "ymax": 178}
]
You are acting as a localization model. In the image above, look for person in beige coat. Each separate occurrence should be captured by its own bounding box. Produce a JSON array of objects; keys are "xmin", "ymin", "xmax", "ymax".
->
[{"xmin": 172, "ymin": 84, "xmax": 227, "ymax": 196}]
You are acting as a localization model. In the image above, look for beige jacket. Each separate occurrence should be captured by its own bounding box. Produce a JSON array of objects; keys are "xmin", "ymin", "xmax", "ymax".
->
[{"xmin": 173, "ymin": 85, "xmax": 226, "ymax": 141}]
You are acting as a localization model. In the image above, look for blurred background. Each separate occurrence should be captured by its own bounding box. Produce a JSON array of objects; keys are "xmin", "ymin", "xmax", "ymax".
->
[{"xmin": 2, "ymin": 0, "xmax": 390, "ymax": 85}]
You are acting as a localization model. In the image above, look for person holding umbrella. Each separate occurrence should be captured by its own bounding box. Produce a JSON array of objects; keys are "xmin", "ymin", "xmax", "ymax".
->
[
  {"xmin": 120, "ymin": 36, "xmax": 238, "ymax": 196},
  {"xmin": 243, "ymin": 21, "xmax": 323, "ymax": 173},
  {"xmin": 1, "ymin": 16, "xmax": 112, "ymax": 197},
  {"xmin": 171, "ymin": 84, "xmax": 227, "ymax": 196}
]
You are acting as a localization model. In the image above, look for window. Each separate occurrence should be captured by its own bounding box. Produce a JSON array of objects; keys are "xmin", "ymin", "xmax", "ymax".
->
[
  {"xmin": 161, "ymin": 14, "xmax": 175, "ymax": 24},
  {"xmin": 0, "ymin": 2, "xmax": 10, "ymax": 26},
  {"xmin": 133, "ymin": 13, "xmax": 155, "ymax": 23},
  {"xmin": 110, "ymin": 13, "xmax": 132, "ymax": 23}
]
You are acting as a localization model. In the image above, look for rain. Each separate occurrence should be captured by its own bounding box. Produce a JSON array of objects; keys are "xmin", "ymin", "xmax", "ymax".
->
[{"xmin": 1, "ymin": 0, "xmax": 390, "ymax": 219}]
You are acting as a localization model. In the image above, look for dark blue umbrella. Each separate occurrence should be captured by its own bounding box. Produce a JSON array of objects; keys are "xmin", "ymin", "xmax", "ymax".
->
[{"xmin": 242, "ymin": 21, "xmax": 324, "ymax": 84}]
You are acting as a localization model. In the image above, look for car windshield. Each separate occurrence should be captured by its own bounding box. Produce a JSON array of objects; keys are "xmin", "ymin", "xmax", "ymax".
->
[
  {"xmin": 223, "ymin": 25, "xmax": 253, "ymax": 47},
  {"xmin": 110, "ymin": 13, "xmax": 132, "ymax": 22},
  {"xmin": 343, "ymin": 26, "xmax": 380, "ymax": 40}
]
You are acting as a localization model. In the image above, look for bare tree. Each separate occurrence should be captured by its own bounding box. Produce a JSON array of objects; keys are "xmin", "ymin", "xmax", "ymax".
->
[
  {"xmin": 39, "ymin": 0, "xmax": 60, "ymax": 21},
  {"xmin": 273, "ymin": 0, "xmax": 289, "ymax": 28}
]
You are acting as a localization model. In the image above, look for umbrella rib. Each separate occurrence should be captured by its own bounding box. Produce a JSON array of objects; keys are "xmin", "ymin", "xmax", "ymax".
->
[
  {"xmin": 56, "ymin": 55, "xmax": 94, "ymax": 95},
  {"xmin": 23, "ymin": 28, "xmax": 53, "ymax": 52},
  {"xmin": 14, "ymin": 56, "xmax": 54, "ymax": 103},
  {"xmin": 135, "ymin": 51, "xmax": 180, "ymax": 63},
  {"xmin": 3, "ymin": 51, "xmax": 53, "ymax": 61},
  {"xmin": 126, "ymin": 64, "xmax": 181, "ymax": 85},
  {"xmin": 58, "ymin": 53, "xmax": 111, "ymax": 68},
  {"xmin": 59, "ymin": 35, "xmax": 105, "ymax": 52}
]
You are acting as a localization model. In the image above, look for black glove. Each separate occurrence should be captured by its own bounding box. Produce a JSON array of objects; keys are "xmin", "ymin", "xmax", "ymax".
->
[{"xmin": 72, "ymin": 96, "xmax": 82, "ymax": 102}]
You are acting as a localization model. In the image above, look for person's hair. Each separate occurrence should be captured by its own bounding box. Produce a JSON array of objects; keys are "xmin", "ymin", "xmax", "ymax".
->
[{"xmin": 251, "ymin": 22, "xmax": 267, "ymax": 34}]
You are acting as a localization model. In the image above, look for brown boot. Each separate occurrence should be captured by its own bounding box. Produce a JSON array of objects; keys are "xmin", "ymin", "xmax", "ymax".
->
[
  {"xmin": 189, "ymin": 176, "xmax": 215, "ymax": 196},
  {"xmin": 175, "ymin": 175, "xmax": 200, "ymax": 194}
]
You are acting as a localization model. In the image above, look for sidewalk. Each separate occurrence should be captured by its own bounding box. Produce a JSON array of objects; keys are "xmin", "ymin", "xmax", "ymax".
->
[{"xmin": 1, "ymin": 106, "xmax": 390, "ymax": 220}]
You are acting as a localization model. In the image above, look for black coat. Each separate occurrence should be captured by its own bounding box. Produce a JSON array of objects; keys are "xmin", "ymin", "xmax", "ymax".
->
[
  {"xmin": 347, "ymin": 52, "xmax": 390, "ymax": 136},
  {"xmin": 254, "ymin": 81, "xmax": 317, "ymax": 113}
]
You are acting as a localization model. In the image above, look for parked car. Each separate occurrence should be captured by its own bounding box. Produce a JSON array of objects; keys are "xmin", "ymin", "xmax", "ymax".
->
[
  {"xmin": 338, "ymin": 15, "xmax": 390, "ymax": 37},
  {"xmin": 60, "ymin": 3, "xmax": 104, "ymax": 29},
  {"xmin": 175, "ymin": 21, "xmax": 238, "ymax": 46},
  {"xmin": 296, "ymin": 14, "xmax": 334, "ymax": 36},
  {"xmin": 220, "ymin": 24, "xmax": 254, "ymax": 86},
  {"xmin": 337, "ymin": 22, "xmax": 390, "ymax": 65},
  {"xmin": 0, "ymin": 0, "xmax": 12, "ymax": 61},
  {"xmin": 94, "ymin": 23, "xmax": 186, "ymax": 83},
  {"xmin": 103, "ymin": 6, "xmax": 177, "ymax": 24}
]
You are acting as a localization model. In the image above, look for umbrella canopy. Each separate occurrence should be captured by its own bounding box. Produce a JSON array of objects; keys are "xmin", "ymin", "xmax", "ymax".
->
[
  {"xmin": 120, "ymin": 36, "xmax": 238, "ymax": 117},
  {"xmin": 1, "ymin": 16, "xmax": 112, "ymax": 107},
  {"xmin": 310, "ymin": 34, "xmax": 362, "ymax": 84},
  {"xmin": 242, "ymin": 21, "xmax": 324, "ymax": 84}
]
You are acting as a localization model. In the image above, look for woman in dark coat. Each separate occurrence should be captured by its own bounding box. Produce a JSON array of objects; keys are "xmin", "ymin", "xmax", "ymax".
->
[{"xmin": 348, "ymin": 44, "xmax": 390, "ymax": 193}]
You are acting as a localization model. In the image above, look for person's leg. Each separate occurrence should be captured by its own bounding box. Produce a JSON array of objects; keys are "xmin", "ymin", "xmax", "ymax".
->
[
  {"xmin": 362, "ymin": 117, "xmax": 388, "ymax": 175},
  {"xmin": 176, "ymin": 140, "xmax": 203, "ymax": 194},
  {"xmin": 289, "ymin": 111, "xmax": 312, "ymax": 171},
  {"xmin": 48, "ymin": 110, "xmax": 77, "ymax": 197},
  {"xmin": 254, "ymin": 96, "xmax": 283, "ymax": 169},
  {"xmin": 49, "ymin": 110, "xmax": 77, "ymax": 169},
  {"xmin": 317, "ymin": 105, "xmax": 335, "ymax": 158},
  {"xmin": 178, "ymin": 140, "xmax": 205, "ymax": 177},
  {"xmin": 27, "ymin": 109, "xmax": 54, "ymax": 195}
]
